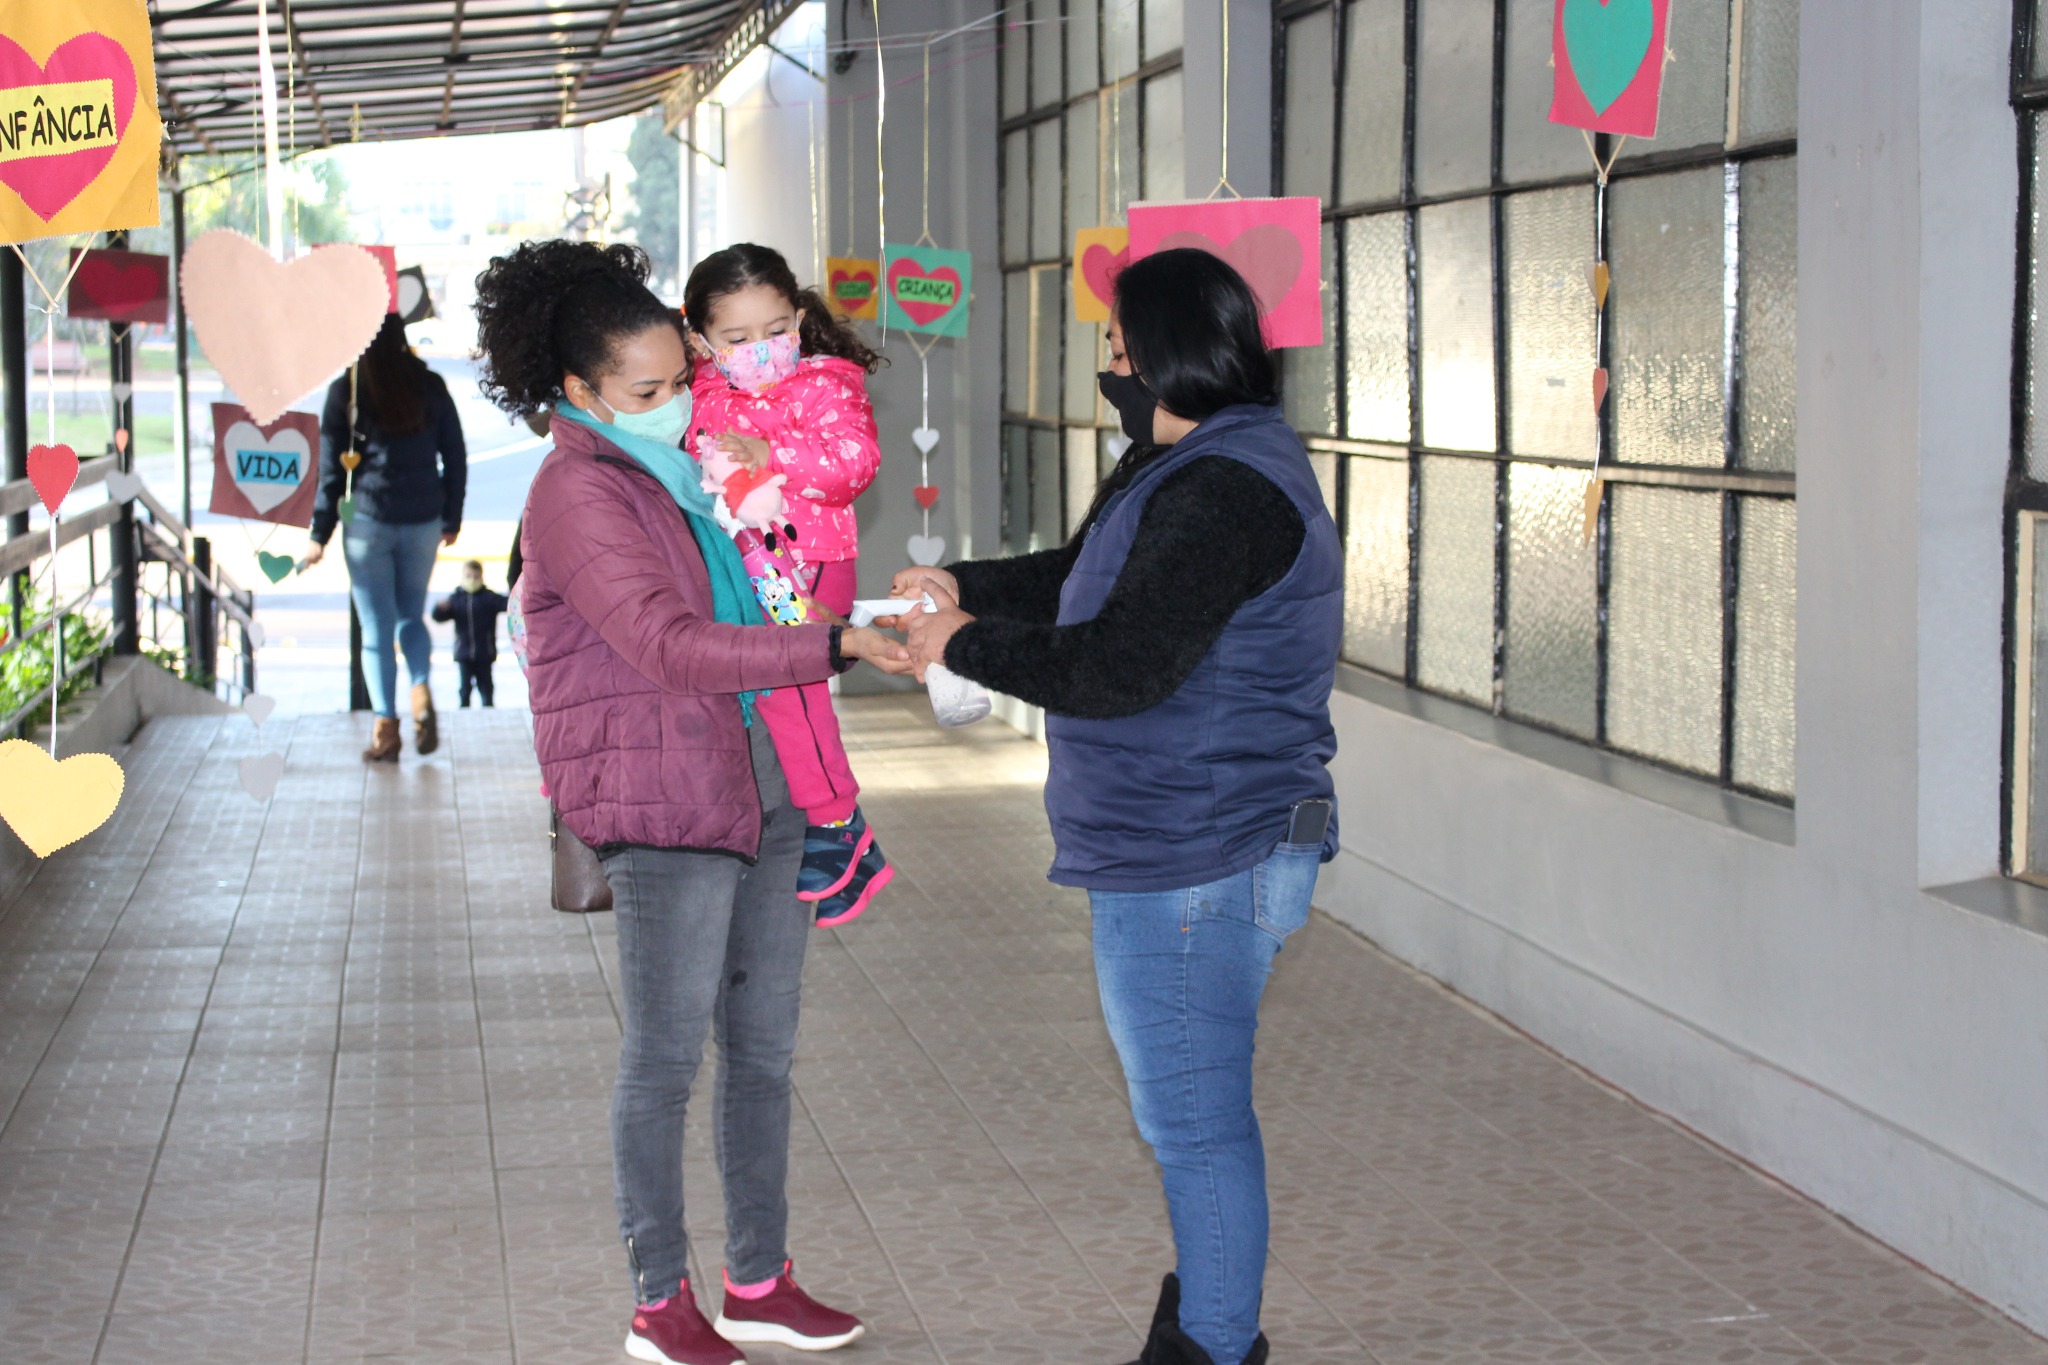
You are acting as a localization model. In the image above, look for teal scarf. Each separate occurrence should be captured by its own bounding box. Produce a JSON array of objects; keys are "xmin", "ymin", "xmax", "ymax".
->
[{"xmin": 555, "ymin": 404, "xmax": 765, "ymax": 721}]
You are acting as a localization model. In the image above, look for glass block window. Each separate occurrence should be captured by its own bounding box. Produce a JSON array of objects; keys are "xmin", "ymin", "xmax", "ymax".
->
[
  {"xmin": 1001, "ymin": 1, "xmax": 1184, "ymax": 547},
  {"xmin": 1278, "ymin": 0, "xmax": 1797, "ymax": 800}
]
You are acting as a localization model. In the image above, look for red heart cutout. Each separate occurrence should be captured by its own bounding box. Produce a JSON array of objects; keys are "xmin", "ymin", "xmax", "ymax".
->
[
  {"xmin": 722, "ymin": 466, "xmax": 776, "ymax": 507},
  {"xmin": 1081, "ymin": 243, "xmax": 1129, "ymax": 309},
  {"xmin": 27, "ymin": 443, "xmax": 79, "ymax": 514},
  {"xmin": 830, "ymin": 267, "xmax": 876, "ymax": 303},
  {"xmin": 913, "ymin": 485, "xmax": 940, "ymax": 510},
  {"xmin": 0, "ymin": 34, "xmax": 139, "ymax": 223},
  {"xmin": 1155, "ymin": 224, "xmax": 1305, "ymax": 317},
  {"xmin": 1592, "ymin": 367, "xmax": 1610, "ymax": 412},
  {"xmin": 886, "ymin": 260, "xmax": 963, "ymax": 327}
]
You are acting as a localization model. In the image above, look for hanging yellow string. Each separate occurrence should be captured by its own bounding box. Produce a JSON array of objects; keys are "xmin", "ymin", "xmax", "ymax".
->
[
  {"xmin": 872, "ymin": 0, "xmax": 888, "ymax": 340},
  {"xmin": 1207, "ymin": 0, "xmax": 1241, "ymax": 200},
  {"xmin": 917, "ymin": 40, "xmax": 934, "ymax": 247}
]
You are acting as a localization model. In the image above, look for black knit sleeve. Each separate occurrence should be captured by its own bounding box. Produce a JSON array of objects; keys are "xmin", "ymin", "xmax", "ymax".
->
[
  {"xmin": 948, "ymin": 541, "xmax": 1082, "ymax": 624},
  {"xmin": 942, "ymin": 456, "xmax": 1305, "ymax": 719}
]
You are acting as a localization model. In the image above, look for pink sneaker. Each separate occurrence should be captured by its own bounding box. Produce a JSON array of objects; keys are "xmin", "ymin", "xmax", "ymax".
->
[
  {"xmin": 714, "ymin": 1261, "xmax": 865, "ymax": 1351},
  {"xmin": 626, "ymin": 1291, "xmax": 746, "ymax": 1365}
]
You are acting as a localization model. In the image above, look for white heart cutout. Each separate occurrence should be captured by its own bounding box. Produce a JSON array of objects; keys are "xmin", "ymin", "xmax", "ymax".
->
[
  {"xmin": 396, "ymin": 272, "xmax": 426, "ymax": 318},
  {"xmin": 238, "ymin": 751, "xmax": 284, "ymax": 802},
  {"xmin": 1107, "ymin": 435, "xmax": 1133, "ymax": 460},
  {"xmin": 112, "ymin": 381, "xmax": 133, "ymax": 404},
  {"xmin": 104, "ymin": 470, "xmax": 143, "ymax": 503},
  {"xmin": 907, "ymin": 534, "xmax": 946, "ymax": 567},
  {"xmin": 912, "ymin": 426, "xmax": 940, "ymax": 455},
  {"xmin": 246, "ymin": 621, "xmax": 266, "ymax": 649},
  {"xmin": 243, "ymin": 694, "xmax": 277, "ymax": 727},
  {"xmin": 224, "ymin": 420, "xmax": 312, "ymax": 515}
]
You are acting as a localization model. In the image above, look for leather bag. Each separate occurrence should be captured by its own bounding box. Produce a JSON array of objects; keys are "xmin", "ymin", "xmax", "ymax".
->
[{"xmin": 550, "ymin": 808, "xmax": 613, "ymax": 913}]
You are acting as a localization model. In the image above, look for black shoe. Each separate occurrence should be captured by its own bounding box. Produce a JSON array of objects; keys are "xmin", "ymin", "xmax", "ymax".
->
[{"xmin": 1122, "ymin": 1275, "xmax": 1270, "ymax": 1365}]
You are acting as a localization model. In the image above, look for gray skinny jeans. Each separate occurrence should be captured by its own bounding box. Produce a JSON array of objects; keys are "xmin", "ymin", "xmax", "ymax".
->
[{"xmin": 600, "ymin": 722, "xmax": 810, "ymax": 1304}]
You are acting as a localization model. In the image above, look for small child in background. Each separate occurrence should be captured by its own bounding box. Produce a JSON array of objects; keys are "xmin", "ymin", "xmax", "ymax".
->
[
  {"xmin": 684, "ymin": 242, "xmax": 891, "ymax": 927},
  {"xmin": 432, "ymin": 559, "xmax": 509, "ymax": 708}
]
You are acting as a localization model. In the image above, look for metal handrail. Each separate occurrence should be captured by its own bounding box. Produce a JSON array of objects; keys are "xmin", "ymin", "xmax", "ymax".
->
[{"xmin": 0, "ymin": 462, "xmax": 260, "ymax": 736}]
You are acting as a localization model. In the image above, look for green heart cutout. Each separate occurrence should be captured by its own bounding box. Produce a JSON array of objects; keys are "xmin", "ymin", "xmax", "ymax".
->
[
  {"xmin": 257, "ymin": 550, "xmax": 296, "ymax": 584},
  {"xmin": 1562, "ymin": 0, "xmax": 1655, "ymax": 116},
  {"xmin": 337, "ymin": 496, "xmax": 356, "ymax": 526}
]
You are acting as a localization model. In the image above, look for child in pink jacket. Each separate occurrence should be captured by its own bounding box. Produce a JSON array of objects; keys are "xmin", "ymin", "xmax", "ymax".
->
[{"xmin": 685, "ymin": 243, "xmax": 891, "ymax": 926}]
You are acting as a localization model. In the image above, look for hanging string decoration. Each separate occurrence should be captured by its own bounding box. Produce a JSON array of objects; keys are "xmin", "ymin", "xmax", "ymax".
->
[{"xmin": 1545, "ymin": 0, "xmax": 1672, "ymax": 540}]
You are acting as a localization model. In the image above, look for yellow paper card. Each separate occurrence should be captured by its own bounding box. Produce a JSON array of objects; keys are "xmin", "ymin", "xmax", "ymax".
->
[
  {"xmin": 1073, "ymin": 227, "xmax": 1129, "ymax": 323},
  {"xmin": 824, "ymin": 257, "xmax": 881, "ymax": 320},
  {"xmin": 0, "ymin": 0, "xmax": 164, "ymax": 244}
]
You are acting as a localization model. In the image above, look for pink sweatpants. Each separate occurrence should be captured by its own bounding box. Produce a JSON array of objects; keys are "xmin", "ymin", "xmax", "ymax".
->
[{"xmin": 757, "ymin": 559, "xmax": 860, "ymax": 826}]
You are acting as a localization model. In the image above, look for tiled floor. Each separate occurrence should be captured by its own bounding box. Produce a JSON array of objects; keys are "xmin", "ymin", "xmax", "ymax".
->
[{"xmin": 1, "ymin": 698, "xmax": 2043, "ymax": 1365}]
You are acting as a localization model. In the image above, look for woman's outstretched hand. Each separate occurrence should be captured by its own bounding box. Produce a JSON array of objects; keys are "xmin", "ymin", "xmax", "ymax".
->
[
  {"xmin": 839, "ymin": 625, "xmax": 915, "ymax": 675},
  {"xmin": 900, "ymin": 579, "xmax": 974, "ymax": 684}
]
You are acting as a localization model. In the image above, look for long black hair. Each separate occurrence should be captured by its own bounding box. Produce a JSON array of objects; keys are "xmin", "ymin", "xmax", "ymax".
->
[
  {"xmin": 472, "ymin": 240, "xmax": 680, "ymax": 416},
  {"xmin": 357, "ymin": 313, "xmax": 430, "ymax": 436},
  {"xmin": 1078, "ymin": 247, "xmax": 1281, "ymax": 533},
  {"xmin": 683, "ymin": 242, "xmax": 883, "ymax": 374}
]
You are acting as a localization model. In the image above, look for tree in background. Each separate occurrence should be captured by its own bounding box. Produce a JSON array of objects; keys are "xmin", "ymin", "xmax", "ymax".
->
[
  {"xmin": 169, "ymin": 156, "xmax": 354, "ymax": 251},
  {"xmin": 620, "ymin": 113, "xmax": 680, "ymax": 294}
]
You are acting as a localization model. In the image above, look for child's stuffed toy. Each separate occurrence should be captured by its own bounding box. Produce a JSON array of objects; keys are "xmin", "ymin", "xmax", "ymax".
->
[{"xmin": 696, "ymin": 435, "xmax": 825, "ymax": 626}]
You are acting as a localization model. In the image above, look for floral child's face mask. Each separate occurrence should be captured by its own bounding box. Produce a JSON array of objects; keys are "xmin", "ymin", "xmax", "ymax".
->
[{"xmin": 712, "ymin": 331, "xmax": 802, "ymax": 395}]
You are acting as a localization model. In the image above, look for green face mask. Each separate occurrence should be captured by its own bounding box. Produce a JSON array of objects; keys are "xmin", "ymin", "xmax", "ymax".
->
[{"xmin": 593, "ymin": 388, "xmax": 692, "ymax": 448}]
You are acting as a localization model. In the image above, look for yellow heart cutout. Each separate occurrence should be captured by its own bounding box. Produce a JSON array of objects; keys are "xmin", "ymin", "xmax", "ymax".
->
[{"xmin": 0, "ymin": 739, "xmax": 125, "ymax": 857}]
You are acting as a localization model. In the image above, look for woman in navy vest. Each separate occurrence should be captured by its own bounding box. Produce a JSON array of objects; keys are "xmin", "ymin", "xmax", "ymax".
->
[{"xmin": 892, "ymin": 249, "xmax": 1344, "ymax": 1365}]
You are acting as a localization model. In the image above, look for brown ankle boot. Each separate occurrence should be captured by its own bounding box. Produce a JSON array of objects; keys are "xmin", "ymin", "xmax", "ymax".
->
[
  {"xmin": 362, "ymin": 716, "xmax": 401, "ymax": 762},
  {"xmin": 411, "ymin": 682, "xmax": 439, "ymax": 755}
]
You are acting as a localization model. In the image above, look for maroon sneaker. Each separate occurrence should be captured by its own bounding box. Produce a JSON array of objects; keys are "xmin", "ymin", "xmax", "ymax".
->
[
  {"xmin": 714, "ymin": 1261, "xmax": 865, "ymax": 1351},
  {"xmin": 626, "ymin": 1290, "xmax": 746, "ymax": 1365}
]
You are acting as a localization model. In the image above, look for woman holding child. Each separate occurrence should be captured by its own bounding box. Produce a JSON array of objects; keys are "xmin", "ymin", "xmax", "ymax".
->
[{"xmin": 475, "ymin": 239, "xmax": 900, "ymax": 1365}]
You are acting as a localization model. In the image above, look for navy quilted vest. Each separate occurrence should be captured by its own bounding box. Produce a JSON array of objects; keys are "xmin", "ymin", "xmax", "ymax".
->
[{"xmin": 1044, "ymin": 403, "xmax": 1343, "ymax": 891}]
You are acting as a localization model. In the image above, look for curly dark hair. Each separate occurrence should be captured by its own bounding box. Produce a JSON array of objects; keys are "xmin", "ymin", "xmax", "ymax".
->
[
  {"xmin": 683, "ymin": 242, "xmax": 883, "ymax": 374},
  {"xmin": 471, "ymin": 239, "xmax": 681, "ymax": 416}
]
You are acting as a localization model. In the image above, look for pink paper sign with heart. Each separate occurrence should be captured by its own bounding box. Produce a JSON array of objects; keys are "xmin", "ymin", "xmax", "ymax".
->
[
  {"xmin": 0, "ymin": 32, "xmax": 136, "ymax": 222},
  {"xmin": 1128, "ymin": 197, "xmax": 1324, "ymax": 348},
  {"xmin": 181, "ymin": 230, "xmax": 389, "ymax": 425}
]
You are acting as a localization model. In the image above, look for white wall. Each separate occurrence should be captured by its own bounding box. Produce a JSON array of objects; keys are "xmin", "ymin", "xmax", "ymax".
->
[{"xmin": 1317, "ymin": 0, "xmax": 2048, "ymax": 1334}]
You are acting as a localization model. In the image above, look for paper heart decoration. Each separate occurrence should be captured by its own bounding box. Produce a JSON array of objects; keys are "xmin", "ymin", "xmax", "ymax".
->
[
  {"xmin": 104, "ymin": 470, "xmax": 142, "ymax": 503},
  {"xmin": 112, "ymin": 381, "xmax": 133, "ymax": 404},
  {"xmin": 0, "ymin": 739, "xmax": 124, "ymax": 857},
  {"xmin": 1106, "ymin": 435, "xmax": 1133, "ymax": 460},
  {"xmin": 886, "ymin": 258, "xmax": 964, "ymax": 327},
  {"xmin": 114, "ymin": 428, "xmax": 128, "ymax": 454},
  {"xmin": 395, "ymin": 268, "xmax": 429, "ymax": 322},
  {"xmin": 336, "ymin": 495, "xmax": 356, "ymax": 525},
  {"xmin": 256, "ymin": 550, "xmax": 296, "ymax": 583},
  {"xmin": 27, "ymin": 443, "xmax": 78, "ymax": 513},
  {"xmin": 1081, "ymin": 242, "xmax": 1129, "ymax": 311},
  {"xmin": 0, "ymin": 34, "xmax": 138, "ymax": 222},
  {"xmin": 246, "ymin": 621, "xmax": 266, "ymax": 649},
  {"xmin": 912, "ymin": 426, "xmax": 941, "ymax": 455},
  {"xmin": 1592, "ymin": 367, "xmax": 1610, "ymax": 412},
  {"xmin": 238, "ymin": 751, "xmax": 284, "ymax": 803},
  {"xmin": 1155, "ymin": 225, "xmax": 1304, "ymax": 318},
  {"xmin": 223, "ymin": 419, "xmax": 312, "ymax": 515},
  {"xmin": 913, "ymin": 485, "xmax": 941, "ymax": 510},
  {"xmin": 1561, "ymin": 0, "xmax": 1656, "ymax": 114},
  {"xmin": 339, "ymin": 449, "xmax": 361, "ymax": 471},
  {"xmin": 907, "ymin": 534, "xmax": 946, "ymax": 567},
  {"xmin": 243, "ymin": 694, "xmax": 277, "ymax": 727},
  {"xmin": 1588, "ymin": 260, "xmax": 1611, "ymax": 309},
  {"xmin": 181, "ymin": 231, "xmax": 389, "ymax": 425},
  {"xmin": 830, "ymin": 265, "xmax": 876, "ymax": 304},
  {"xmin": 67, "ymin": 250, "xmax": 171, "ymax": 325}
]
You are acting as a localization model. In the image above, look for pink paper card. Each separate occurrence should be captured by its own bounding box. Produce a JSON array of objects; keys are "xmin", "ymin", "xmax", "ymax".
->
[
  {"xmin": 1548, "ymin": 0, "xmax": 1670, "ymax": 138},
  {"xmin": 1127, "ymin": 197, "xmax": 1324, "ymax": 348}
]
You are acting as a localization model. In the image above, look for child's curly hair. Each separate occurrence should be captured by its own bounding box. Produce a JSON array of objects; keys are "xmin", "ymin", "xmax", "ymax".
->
[
  {"xmin": 683, "ymin": 242, "xmax": 884, "ymax": 374},
  {"xmin": 471, "ymin": 240, "xmax": 681, "ymax": 417}
]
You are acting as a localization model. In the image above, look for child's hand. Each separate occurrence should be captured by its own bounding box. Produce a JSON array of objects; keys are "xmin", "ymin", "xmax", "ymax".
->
[{"xmin": 716, "ymin": 432, "xmax": 773, "ymax": 471}]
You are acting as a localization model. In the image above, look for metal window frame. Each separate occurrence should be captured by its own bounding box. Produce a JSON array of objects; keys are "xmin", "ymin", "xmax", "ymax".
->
[
  {"xmin": 2006, "ymin": 0, "xmax": 2048, "ymax": 876},
  {"xmin": 1274, "ymin": 0, "xmax": 1796, "ymax": 803}
]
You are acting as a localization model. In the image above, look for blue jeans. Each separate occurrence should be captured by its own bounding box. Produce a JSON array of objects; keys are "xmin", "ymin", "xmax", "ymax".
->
[
  {"xmin": 1090, "ymin": 843, "xmax": 1321, "ymax": 1364},
  {"xmin": 342, "ymin": 515, "xmax": 441, "ymax": 717}
]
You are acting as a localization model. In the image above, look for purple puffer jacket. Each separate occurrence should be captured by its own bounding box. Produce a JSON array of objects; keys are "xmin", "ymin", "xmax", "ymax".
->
[{"xmin": 521, "ymin": 416, "xmax": 837, "ymax": 857}]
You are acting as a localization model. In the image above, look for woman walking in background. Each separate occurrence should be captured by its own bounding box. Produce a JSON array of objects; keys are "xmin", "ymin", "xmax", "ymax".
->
[
  {"xmin": 892, "ymin": 249, "xmax": 1342, "ymax": 1365},
  {"xmin": 306, "ymin": 313, "xmax": 468, "ymax": 761}
]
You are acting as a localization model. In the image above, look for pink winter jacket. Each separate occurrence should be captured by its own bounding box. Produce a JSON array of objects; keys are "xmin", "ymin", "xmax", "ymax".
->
[
  {"xmin": 521, "ymin": 416, "xmax": 838, "ymax": 857},
  {"xmin": 688, "ymin": 354, "xmax": 880, "ymax": 562}
]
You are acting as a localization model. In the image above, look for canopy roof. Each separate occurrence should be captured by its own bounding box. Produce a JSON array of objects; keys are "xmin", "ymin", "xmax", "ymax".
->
[{"xmin": 150, "ymin": 0, "xmax": 773, "ymax": 159}]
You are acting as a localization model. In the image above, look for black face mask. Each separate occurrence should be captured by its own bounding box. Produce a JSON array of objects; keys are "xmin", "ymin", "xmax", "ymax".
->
[{"xmin": 1097, "ymin": 369, "xmax": 1158, "ymax": 446}]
